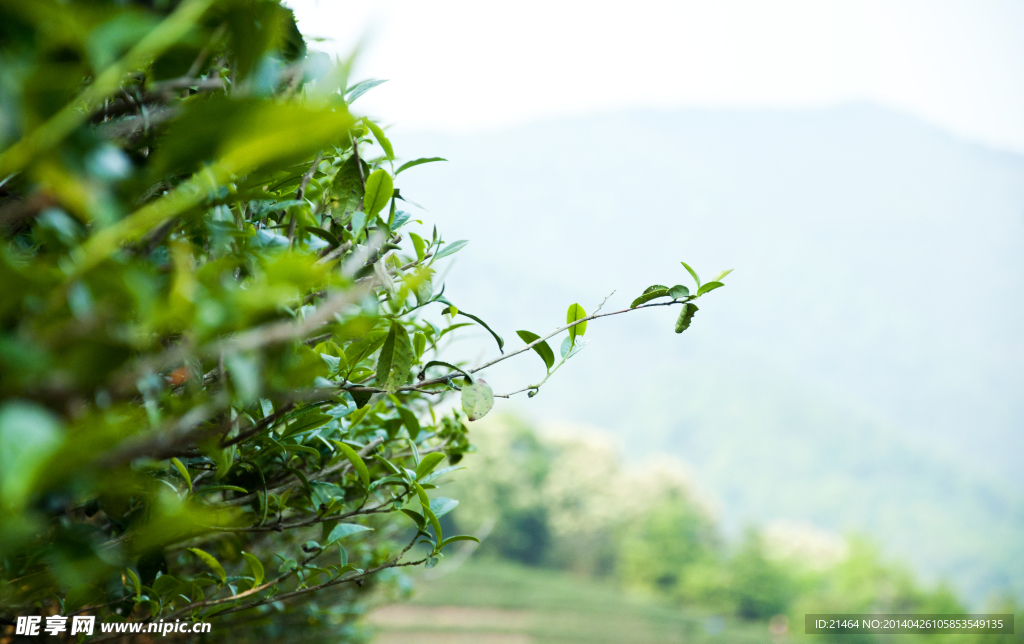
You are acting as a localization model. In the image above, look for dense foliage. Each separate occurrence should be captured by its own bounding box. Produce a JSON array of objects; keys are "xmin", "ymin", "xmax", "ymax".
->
[{"xmin": 0, "ymin": 0, "xmax": 730, "ymax": 640}]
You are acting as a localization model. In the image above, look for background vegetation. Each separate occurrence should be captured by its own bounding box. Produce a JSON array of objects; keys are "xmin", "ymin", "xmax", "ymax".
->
[{"xmin": 405, "ymin": 417, "xmax": 1022, "ymax": 643}]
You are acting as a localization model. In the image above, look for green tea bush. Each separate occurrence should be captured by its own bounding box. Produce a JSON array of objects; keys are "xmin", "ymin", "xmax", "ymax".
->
[{"xmin": 0, "ymin": 1, "xmax": 730, "ymax": 640}]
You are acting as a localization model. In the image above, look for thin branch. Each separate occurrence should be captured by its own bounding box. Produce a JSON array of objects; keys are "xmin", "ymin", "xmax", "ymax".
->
[{"xmin": 410, "ymin": 295, "xmax": 692, "ymax": 390}]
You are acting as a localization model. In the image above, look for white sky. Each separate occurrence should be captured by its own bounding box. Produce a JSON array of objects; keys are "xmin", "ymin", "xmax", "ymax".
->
[{"xmin": 287, "ymin": 0, "xmax": 1024, "ymax": 154}]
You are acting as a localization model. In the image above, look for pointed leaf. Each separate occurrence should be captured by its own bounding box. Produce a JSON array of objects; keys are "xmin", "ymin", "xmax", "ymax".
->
[
  {"xmin": 363, "ymin": 119, "xmax": 394, "ymax": 161},
  {"xmin": 188, "ymin": 548, "xmax": 226, "ymax": 584},
  {"xmin": 415, "ymin": 452, "xmax": 446, "ymax": 480},
  {"xmin": 429, "ymin": 497, "xmax": 459, "ymax": 519},
  {"xmin": 401, "ymin": 508, "xmax": 426, "ymax": 530},
  {"xmin": 242, "ymin": 553, "xmax": 264, "ymax": 586},
  {"xmin": 345, "ymin": 79, "xmax": 387, "ymax": 104},
  {"xmin": 440, "ymin": 535, "xmax": 481, "ymax": 549},
  {"xmin": 413, "ymin": 332, "xmax": 427, "ymax": 361},
  {"xmin": 418, "ymin": 465, "xmax": 466, "ymax": 485},
  {"xmin": 304, "ymin": 226, "xmax": 340, "ymax": 248},
  {"xmin": 396, "ymin": 157, "xmax": 447, "ymax": 175},
  {"xmin": 711, "ymin": 268, "xmax": 734, "ymax": 282},
  {"xmin": 397, "ymin": 407, "xmax": 422, "ymax": 440},
  {"xmin": 417, "ymin": 360, "xmax": 472, "ymax": 382},
  {"xmin": 680, "ymin": 261, "xmax": 701, "ymax": 288},
  {"xmin": 170, "ymin": 457, "xmax": 192, "ymax": 493},
  {"xmin": 433, "ymin": 239, "xmax": 468, "ymax": 260},
  {"xmin": 125, "ymin": 568, "xmax": 141, "ymax": 601},
  {"xmin": 696, "ymin": 281, "xmax": 724, "ymax": 296},
  {"xmin": 409, "ymin": 232, "xmax": 426, "ymax": 261},
  {"xmin": 423, "ymin": 505, "xmax": 443, "ymax": 543},
  {"xmin": 450, "ymin": 308, "xmax": 504, "ymax": 353},
  {"xmin": 516, "ymin": 330, "xmax": 555, "ymax": 370},
  {"xmin": 630, "ymin": 286, "xmax": 670, "ymax": 308},
  {"xmin": 327, "ymin": 523, "xmax": 373, "ymax": 543},
  {"xmin": 375, "ymin": 321, "xmax": 414, "ymax": 393},
  {"xmin": 331, "ymin": 440, "xmax": 369, "ymax": 487},
  {"xmin": 363, "ymin": 169, "xmax": 393, "ymax": 218}
]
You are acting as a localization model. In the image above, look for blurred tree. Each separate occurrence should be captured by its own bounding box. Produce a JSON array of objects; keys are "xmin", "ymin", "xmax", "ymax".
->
[
  {"xmin": 0, "ymin": 0, "xmax": 729, "ymax": 640},
  {"xmin": 728, "ymin": 530, "xmax": 796, "ymax": 620}
]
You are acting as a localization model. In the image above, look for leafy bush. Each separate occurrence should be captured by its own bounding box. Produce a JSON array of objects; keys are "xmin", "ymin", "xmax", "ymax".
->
[{"xmin": 0, "ymin": 0, "xmax": 729, "ymax": 640}]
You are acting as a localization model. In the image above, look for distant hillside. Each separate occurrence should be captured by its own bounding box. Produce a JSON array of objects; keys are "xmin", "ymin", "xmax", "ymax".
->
[{"xmin": 389, "ymin": 104, "xmax": 1024, "ymax": 600}]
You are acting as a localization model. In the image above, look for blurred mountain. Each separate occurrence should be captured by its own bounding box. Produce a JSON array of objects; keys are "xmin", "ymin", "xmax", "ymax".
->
[{"xmin": 390, "ymin": 103, "xmax": 1024, "ymax": 600}]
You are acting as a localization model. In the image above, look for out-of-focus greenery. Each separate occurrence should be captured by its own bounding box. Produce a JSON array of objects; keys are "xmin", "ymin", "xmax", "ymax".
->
[
  {"xmin": 442, "ymin": 418, "xmax": 1022, "ymax": 642},
  {"xmin": 0, "ymin": 1, "xmax": 730, "ymax": 640}
]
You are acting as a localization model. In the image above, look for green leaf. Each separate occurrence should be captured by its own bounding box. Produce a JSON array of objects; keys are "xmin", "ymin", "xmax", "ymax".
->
[
  {"xmin": 193, "ymin": 485, "xmax": 248, "ymax": 495},
  {"xmin": 516, "ymin": 330, "xmax": 555, "ymax": 370},
  {"xmin": 429, "ymin": 497, "xmax": 458, "ymax": 519},
  {"xmin": 401, "ymin": 508, "xmax": 426, "ymax": 530},
  {"xmin": 415, "ymin": 452, "xmax": 446, "ymax": 480},
  {"xmin": 440, "ymin": 535, "xmax": 481, "ymax": 549},
  {"xmin": 680, "ymin": 261, "xmax": 701, "ymax": 288},
  {"xmin": 125, "ymin": 568, "xmax": 142, "ymax": 601},
  {"xmin": 696, "ymin": 281, "xmax": 724, "ymax": 296},
  {"xmin": 433, "ymin": 239, "xmax": 468, "ymax": 260},
  {"xmin": 242, "ymin": 552, "xmax": 264, "ymax": 587},
  {"xmin": 409, "ymin": 232, "xmax": 426, "ymax": 261},
  {"xmin": 414, "ymin": 481, "xmax": 431, "ymax": 509},
  {"xmin": 398, "ymin": 406, "xmax": 422, "ymax": 440},
  {"xmin": 447, "ymin": 308, "xmax": 504, "ymax": 353},
  {"xmin": 423, "ymin": 505, "xmax": 443, "ymax": 543},
  {"xmin": 345, "ymin": 79, "xmax": 387, "ymax": 104},
  {"xmin": 566, "ymin": 303, "xmax": 588, "ymax": 343},
  {"xmin": 711, "ymin": 268, "xmax": 734, "ymax": 282},
  {"xmin": 310, "ymin": 481, "xmax": 343, "ymax": 508},
  {"xmin": 344, "ymin": 328, "xmax": 388, "ymax": 367},
  {"xmin": 396, "ymin": 157, "xmax": 447, "ymax": 175},
  {"xmin": 327, "ymin": 523, "xmax": 373, "ymax": 543},
  {"xmin": 630, "ymin": 285, "xmax": 670, "ymax": 308},
  {"xmin": 363, "ymin": 119, "xmax": 394, "ymax": 161},
  {"xmin": 188, "ymin": 548, "xmax": 226, "ymax": 584},
  {"xmin": 560, "ymin": 335, "xmax": 572, "ymax": 358},
  {"xmin": 332, "ymin": 154, "xmax": 365, "ymax": 217},
  {"xmin": 668, "ymin": 284, "xmax": 690, "ymax": 299},
  {"xmin": 375, "ymin": 321, "xmax": 414, "ymax": 393},
  {"xmin": 281, "ymin": 410, "xmax": 332, "ymax": 439},
  {"xmin": 413, "ymin": 332, "xmax": 427, "ymax": 361},
  {"xmin": 461, "ymin": 379, "xmax": 494, "ymax": 421},
  {"xmin": 438, "ymin": 322, "xmax": 473, "ymax": 340},
  {"xmin": 170, "ymin": 457, "xmax": 192, "ymax": 493},
  {"xmin": 417, "ymin": 360, "xmax": 473, "ymax": 382},
  {"xmin": 675, "ymin": 303, "xmax": 699, "ymax": 334},
  {"xmin": 278, "ymin": 559, "xmax": 298, "ymax": 574},
  {"xmin": 417, "ymin": 465, "xmax": 466, "ymax": 485},
  {"xmin": 0, "ymin": 401, "xmax": 62, "ymax": 510},
  {"xmin": 330, "ymin": 441, "xmax": 369, "ymax": 487},
  {"xmin": 304, "ymin": 226, "xmax": 340, "ymax": 248},
  {"xmin": 151, "ymin": 575, "xmax": 181, "ymax": 597},
  {"xmin": 363, "ymin": 169, "xmax": 393, "ymax": 218}
]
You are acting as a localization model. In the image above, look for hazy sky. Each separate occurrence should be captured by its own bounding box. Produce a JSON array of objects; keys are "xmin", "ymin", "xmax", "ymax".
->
[{"xmin": 286, "ymin": 1, "xmax": 1024, "ymax": 153}]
